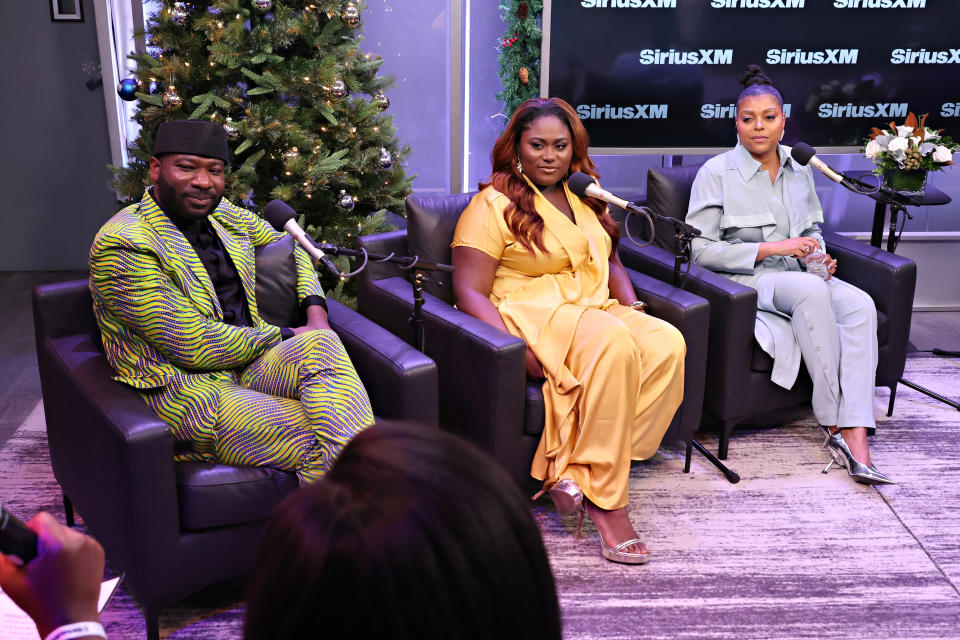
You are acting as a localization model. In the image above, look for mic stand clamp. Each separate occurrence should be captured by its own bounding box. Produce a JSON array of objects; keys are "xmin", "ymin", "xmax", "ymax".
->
[{"xmin": 313, "ymin": 241, "xmax": 455, "ymax": 353}]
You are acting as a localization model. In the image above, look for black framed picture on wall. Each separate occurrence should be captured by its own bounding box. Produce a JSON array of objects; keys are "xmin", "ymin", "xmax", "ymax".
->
[{"xmin": 50, "ymin": 0, "xmax": 83, "ymax": 22}]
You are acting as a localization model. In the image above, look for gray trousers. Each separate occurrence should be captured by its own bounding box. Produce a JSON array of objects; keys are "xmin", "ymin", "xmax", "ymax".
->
[{"xmin": 764, "ymin": 272, "xmax": 878, "ymax": 429}]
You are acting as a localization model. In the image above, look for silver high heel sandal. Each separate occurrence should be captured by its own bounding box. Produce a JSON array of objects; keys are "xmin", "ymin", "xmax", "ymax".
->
[
  {"xmin": 547, "ymin": 478, "xmax": 583, "ymax": 516},
  {"xmin": 538, "ymin": 479, "xmax": 651, "ymax": 564},
  {"xmin": 822, "ymin": 430, "xmax": 895, "ymax": 485}
]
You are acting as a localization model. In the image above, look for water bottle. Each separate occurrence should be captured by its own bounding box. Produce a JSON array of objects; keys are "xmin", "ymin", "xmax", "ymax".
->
[{"xmin": 802, "ymin": 252, "xmax": 830, "ymax": 280}]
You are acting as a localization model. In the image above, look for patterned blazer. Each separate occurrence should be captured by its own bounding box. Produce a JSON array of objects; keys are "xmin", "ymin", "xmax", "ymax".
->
[{"xmin": 89, "ymin": 190, "xmax": 324, "ymax": 390}]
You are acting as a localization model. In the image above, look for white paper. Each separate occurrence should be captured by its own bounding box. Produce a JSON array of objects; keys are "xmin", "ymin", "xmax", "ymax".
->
[{"xmin": 0, "ymin": 577, "xmax": 121, "ymax": 640}]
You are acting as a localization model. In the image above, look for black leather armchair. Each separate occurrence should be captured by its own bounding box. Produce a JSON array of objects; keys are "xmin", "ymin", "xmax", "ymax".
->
[
  {"xmin": 618, "ymin": 163, "xmax": 917, "ymax": 459},
  {"xmin": 357, "ymin": 193, "xmax": 710, "ymax": 485},
  {"xmin": 32, "ymin": 236, "xmax": 438, "ymax": 640}
]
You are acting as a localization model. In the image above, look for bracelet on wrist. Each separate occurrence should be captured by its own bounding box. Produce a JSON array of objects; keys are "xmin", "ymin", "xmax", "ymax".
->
[
  {"xmin": 44, "ymin": 621, "xmax": 106, "ymax": 640},
  {"xmin": 628, "ymin": 300, "xmax": 648, "ymax": 312}
]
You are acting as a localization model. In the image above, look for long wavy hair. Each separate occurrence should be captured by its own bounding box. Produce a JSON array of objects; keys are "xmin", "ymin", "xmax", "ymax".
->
[{"xmin": 481, "ymin": 97, "xmax": 619, "ymax": 254}]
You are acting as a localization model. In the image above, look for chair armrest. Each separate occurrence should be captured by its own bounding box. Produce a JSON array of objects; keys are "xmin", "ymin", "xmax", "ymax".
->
[
  {"xmin": 823, "ymin": 231, "xmax": 917, "ymax": 383},
  {"xmin": 326, "ymin": 299, "xmax": 438, "ymax": 427},
  {"xmin": 36, "ymin": 333, "xmax": 180, "ymax": 593},
  {"xmin": 626, "ymin": 268, "xmax": 709, "ymax": 445},
  {"xmin": 619, "ymin": 242, "xmax": 759, "ymax": 419},
  {"xmin": 823, "ymin": 231, "xmax": 916, "ymax": 320},
  {"xmin": 358, "ymin": 277, "xmax": 527, "ymax": 452}
]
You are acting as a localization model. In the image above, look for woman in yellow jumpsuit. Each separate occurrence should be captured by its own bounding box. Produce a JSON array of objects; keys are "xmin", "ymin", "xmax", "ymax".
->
[{"xmin": 452, "ymin": 98, "xmax": 685, "ymax": 564}]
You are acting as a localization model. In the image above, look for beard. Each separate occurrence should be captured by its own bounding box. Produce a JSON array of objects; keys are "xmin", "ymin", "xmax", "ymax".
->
[{"xmin": 154, "ymin": 173, "xmax": 222, "ymax": 223}]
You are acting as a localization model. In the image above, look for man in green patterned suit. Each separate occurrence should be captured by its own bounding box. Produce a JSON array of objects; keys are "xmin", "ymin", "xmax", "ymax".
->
[{"xmin": 89, "ymin": 119, "xmax": 373, "ymax": 483}]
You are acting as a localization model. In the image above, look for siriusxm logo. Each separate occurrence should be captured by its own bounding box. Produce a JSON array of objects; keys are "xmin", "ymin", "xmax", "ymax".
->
[
  {"xmin": 580, "ymin": 0, "xmax": 676, "ymax": 7},
  {"xmin": 711, "ymin": 0, "xmax": 803, "ymax": 7},
  {"xmin": 766, "ymin": 48, "xmax": 858, "ymax": 64},
  {"xmin": 891, "ymin": 49, "xmax": 960, "ymax": 64},
  {"xmin": 638, "ymin": 49, "xmax": 733, "ymax": 65},
  {"xmin": 941, "ymin": 103, "xmax": 960, "ymax": 117},
  {"xmin": 577, "ymin": 104, "xmax": 669, "ymax": 120},
  {"xmin": 834, "ymin": 0, "xmax": 924, "ymax": 7},
  {"xmin": 818, "ymin": 102, "xmax": 908, "ymax": 118},
  {"xmin": 701, "ymin": 103, "xmax": 792, "ymax": 118}
]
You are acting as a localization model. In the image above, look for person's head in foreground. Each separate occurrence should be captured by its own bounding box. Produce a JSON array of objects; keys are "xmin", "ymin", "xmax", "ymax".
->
[{"xmin": 244, "ymin": 423, "xmax": 562, "ymax": 639}]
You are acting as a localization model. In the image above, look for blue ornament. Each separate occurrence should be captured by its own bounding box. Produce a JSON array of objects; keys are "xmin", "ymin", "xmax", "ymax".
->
[{"xmin": 117, "ymin": 78, "xmax": 139, "ymax": 101}]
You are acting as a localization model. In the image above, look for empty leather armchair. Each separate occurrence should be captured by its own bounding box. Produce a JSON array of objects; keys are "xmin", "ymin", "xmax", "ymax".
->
[
  {"xmin": 32, "ymin": 236, "xmax": 438, "ymax": 640},
  {"xmin": 618, "ymin": 163, "xmax": 917, "ymax": 460},
  {"xmin": 357, "ymin": 193, "xmax": 710, "ymax": 485}
]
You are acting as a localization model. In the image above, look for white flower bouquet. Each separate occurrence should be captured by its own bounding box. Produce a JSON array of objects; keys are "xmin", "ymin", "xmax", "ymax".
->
[{"xmin": 863, "ymin": 112, "xmax": 957, "ymax": 174}]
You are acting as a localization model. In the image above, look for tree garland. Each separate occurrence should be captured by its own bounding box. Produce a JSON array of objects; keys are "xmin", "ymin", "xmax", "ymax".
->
[{"xmin": 495, "ymin": 0, "xmax": 542, "ymax": 121}]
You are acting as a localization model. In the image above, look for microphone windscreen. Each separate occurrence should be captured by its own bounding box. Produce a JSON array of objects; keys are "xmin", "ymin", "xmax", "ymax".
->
[
  {"xmin": 566, "ymin": 172, "xmax": 596, "ymax": 198},
  {"xmin": 263, "ymin": 199, "xmax": 296, "ymax": 230},
  {"xmin": 790, "ymin": 142, "xmax": 816, "ymax": 166}
]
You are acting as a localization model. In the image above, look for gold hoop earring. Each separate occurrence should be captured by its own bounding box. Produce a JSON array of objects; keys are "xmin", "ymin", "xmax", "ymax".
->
[{"xmin": 516, "ymin": 157, "xmax": 523, "ymax": 173}]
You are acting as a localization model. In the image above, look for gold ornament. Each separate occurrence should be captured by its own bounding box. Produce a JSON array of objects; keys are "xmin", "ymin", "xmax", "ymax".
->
[
  {"xmin": 519, "ymin": 67, "xmax": 529, "ymax": 85},
  {"xmin": 162, "ymin": 85, "xmax": 182, "ymax": 109}
]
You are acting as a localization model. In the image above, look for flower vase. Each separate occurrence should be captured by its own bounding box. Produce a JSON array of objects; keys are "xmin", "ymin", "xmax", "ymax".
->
[{"xmin": 882, "ymin": 169, "xmax": 928, "ymax": 195}]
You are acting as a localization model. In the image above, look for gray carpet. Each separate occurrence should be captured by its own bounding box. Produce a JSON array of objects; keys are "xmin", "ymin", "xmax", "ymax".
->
[{"xmin": 3, "ymin": 354, "xmax": 960, "ymax": 639}]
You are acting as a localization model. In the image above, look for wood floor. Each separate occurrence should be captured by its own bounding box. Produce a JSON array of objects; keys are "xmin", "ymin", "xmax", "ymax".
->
[{"xmin": 4, "ymin": 270, "xmax": 959, "ymax": 450}]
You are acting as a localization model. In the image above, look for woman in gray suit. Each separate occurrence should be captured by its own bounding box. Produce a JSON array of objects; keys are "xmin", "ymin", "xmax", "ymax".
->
[{"xmin": 686, "ymin": 66, "xmax": 892, "ymax": 485}]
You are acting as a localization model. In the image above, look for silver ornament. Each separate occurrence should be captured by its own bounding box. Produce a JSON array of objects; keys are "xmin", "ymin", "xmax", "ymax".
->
[
  {"xmin": 162, "ymin": 85, "xmax": 183, "ymax": 109},
  {"xmin": 328, "ymin": 79, "xmax": 347, "ymax": 99},
  {"xmin": 342, "ymin": 2, "xmax": 360, "ymax": 26},
  {"xmin": 378, "ymin": 147, "xmax": 393, "ymax": 171},
  {"xmin": 252, "ymin": 0, "xmax": 272, "ymax": 11},
  {"xmin": 283, "ymin": 146, "xmax": 300, "ymax": 160},
  {"xmin": 374, "ymin": 90, "xmax": 390, "ymax": 111},
  {"xmin": 224, "ymin": 118, "xmax": 239, "ymax": 140},
  {"xmin": 337, "ymin": 190, "xmax": 355, "ymax": 211},
  {"xmin": 171, "ymin": 2, "xmax": 188, "ymax": 25}
]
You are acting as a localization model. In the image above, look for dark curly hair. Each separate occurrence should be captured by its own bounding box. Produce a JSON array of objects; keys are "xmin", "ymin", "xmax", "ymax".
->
[{"xmin": 737, "ymin": 64, "xmax": 783, "ymax": 108}]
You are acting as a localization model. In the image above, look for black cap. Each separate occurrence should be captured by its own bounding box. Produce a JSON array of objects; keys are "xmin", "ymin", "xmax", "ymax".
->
[{"xmin": 153, "ymin": 119, "xmax": 229, "ymax": 163}]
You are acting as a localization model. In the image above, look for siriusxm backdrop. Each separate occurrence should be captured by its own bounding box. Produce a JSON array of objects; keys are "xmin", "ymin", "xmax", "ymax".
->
[{"xmin": 542, "ymin": 0, "xmax": 955, "ymax": 153}]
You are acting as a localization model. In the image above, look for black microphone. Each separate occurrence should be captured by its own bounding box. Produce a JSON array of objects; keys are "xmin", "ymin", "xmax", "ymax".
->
[
  {"xmin": 262, "ymin": 200, "xmax": 342, "ymax": 279},
  {"xmin": 567, "ymin": 172, "xmax": 700, "ymax": 237},
  {"xmin": 791, "ymin": 143, "xmax": 897, "ymax": 197},
  {"xmin": 0, "ymin": 504, "xmax": 38, "ymax": 566}
]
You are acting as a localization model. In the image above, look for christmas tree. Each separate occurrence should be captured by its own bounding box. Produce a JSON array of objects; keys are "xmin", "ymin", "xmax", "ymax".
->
[
  {"xmin": 111, "ymin": 0, "xmax": 412, "ymax": 295},
  {"xmin": 495, "ymin": 0, "xmax": 542, "ymax": 120}
]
